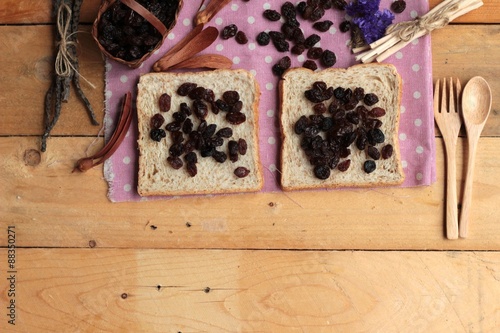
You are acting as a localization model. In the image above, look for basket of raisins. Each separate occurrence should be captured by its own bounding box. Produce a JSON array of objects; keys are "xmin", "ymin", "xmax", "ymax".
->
[{"xmin": 92, "ymin": 0, "xmax": 183, "ymax": 68}]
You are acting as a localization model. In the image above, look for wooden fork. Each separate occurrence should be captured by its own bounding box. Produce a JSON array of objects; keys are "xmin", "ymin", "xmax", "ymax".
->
[{"xmin": 434, "ymin": 77, "xmax": 462, "ymax": 240}]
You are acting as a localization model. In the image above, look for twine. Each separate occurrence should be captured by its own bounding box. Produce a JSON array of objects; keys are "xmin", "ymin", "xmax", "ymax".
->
[
  {"xmin": 386, "ymin": 2, "xmax": 460, "ymax": 42},
  {"xmin": 54, "ymin": 2, "xmax": 96, "ymax": 88}
]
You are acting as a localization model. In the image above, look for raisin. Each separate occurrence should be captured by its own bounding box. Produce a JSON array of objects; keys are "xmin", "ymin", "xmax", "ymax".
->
[
  {"xmin": 281, "ymin": 2, "xmax": 297, "ymax": 21},
  {"xmin": 169, "ymin": 143, "xmax": 184, "ymax": 157},
  {"xmin": 226, "ymin": 111, "xmax": 246, "ymax": 125},
  {"xmin": 291, "ymin": 44, "xmax": 306, "ymax": 55},
  {"xmin": 238, "ymin": 139, "xmax": 247, "ymax": 155},
  {"xmin": 212, "ymin": 150, "xmax": 227, "ymax": 163},
  {"xmin": 340, "ymin": 147, "xmax": 351, "ymax": 158},
  {"xmin": 307, "ymin": 47, "xmax": 323, "ymax": 59},
  {"xmin": 215, "ymin": 99, "xmax": 230, "ymax": 112},
  {"xmin": 200, "ymin": 146, "xmax": 215, "ymax": 157},
  {"xmin": 321, "ymin": 50, "xmax": 336, "ymax": 67},
  {"xmin": 216, "ymin": 127, "xmax": 233, "ymax": 138},
  {"xmin": 296, "ymin": 1, "xmax": 307, "ymax": 15},
  {"xmin": 304, "ymin": 125, "xmax": 320, "ymax": 138},
  {"xmin": 272, "ymin": 56, "xmax": 291, "ymax": 76},
  {"xmin": 339, "ymin": 21, "xmax": 351, "ymax": 33},
  {"xmin": 186, "ymin": 162, "xmax": 197, "ymax": 177},
  {"xmin": 365, "ymin": 118, "xmax": 383, "ymax": 129},
  {"xmin": 381, "ymin": 144, "xmax": 394, "ymax": 159},
  {"xmin": 368, "ymin": 107, "xmax": 386, "ymax": 118},
  {"xmin": 309, "ymin": 7, "xmax": 325, "ymax": 21},
  {"xmin": 150, "ymin": 114, "xmax": 165, "ymax": 129},
  {"xmin": 337, "ymin": 159, "xmax": 351, "ymax": 172},
  {"xmin": 295, "ymin": 115, "xmax": 309, "ymax": 134},
  {"xmin": 364, "ymin": 93, "xmax": 379, "ymax": 106},
  {"xmin": 203, "ymin": 124, "xmax": 217, "ymax": 138},
  {"xmin": 165, "ymin": 121, "xmax": 181, "ymax": 132},
  {"xmin": 180, "ymin": 102, "xmax": 192, "ymax": 116},
  {"xmin": 204, "ymin": 89, "xmax": 215, "ymax": 103},
  {"xmin": 269, "ymin": 31, "xmax": 290, "ymax": 52},
  {"xmin": 391, "ymin": 0, "xmax": 406, "ymax": 13},
  {"xmin": 167, "ymin": 156, "xmax": 183, "ymax": 169},
  {"xmin": 313, "ymin": 103, "xmax": 327, "ymax": 114},
  {"xmin": 172, "ymin": 111, "xmax": 187, "ymax": 123},
  {"xmin": 333, "ymin": 87, "xmax": 346, "ymax": 100},
  {"xmin": 206, "ymin": 136, "xmax": 223, "ymax": 148},
  {"xmin": 292, "ymin": 28, "xmax": 305, "ymax": 44},
  {"xmin": 332, "ymin": 0, "xmax": 347, "ymax": 10},
  {"xmin": 313, "ymin": 20, "xmax": 333, "ymax": 32},
  {"xmin": 345, "ymin": 111, "xmax": 360, "ymax": 125},
  {"xmin": 367, "ymin": 146, "xmax": 381, "ymax": 160},
  {"xmin": 230, "ymin": 101, "xmax": 243, "ymax": 113},
  {"xmin": 221, "ymin": 24, "xmax": 238, "ymax": 39},
  {"xmin": 281, "ymin": 23, "xmax": 296, "ymax": 40},
  {"xmin": 368, "ymin": 128, "xmax": 385, "ymax": 144},
  {"xmin": 309, "ymin": 114, "xmax": 324, "ymax": 125},
  {"xmin": 177, "ymin": 83, "xmax": 197, "ymax": 96},
  {"xmin": 263, "ymin": 9, "xmax": 281, "ymax": 21},
  {"xmin": 228, "ymin": 140, "xmax": 239, "ymax": 162},
  {"xmin": 235, "ymin": 31, "xmax": 248, "ymax": 44},
  {"xmin": 314, "ymin": 165, "xmax": 330, "ymax": 179},
  {"xmin": 158, "ymin": 93, "xmax": 171, "ymax": 112},
  {"xmin": 188, "ymin": 86, "xmax": 207, "ymax": 100},
  {"xmin": 150, "ymin": 128, "xmax": 166, "ymax": 142},
  {"xmin": 234, "ymin": 167, "xmax": 250, "ymax": 178},
  {"xmin": 356, "ymin": 129, "xmax": 367, "ymax": 150},
  {"xmin": 193, "ymin": 100, "xmax": 208, "ymax": 120},
  {"xmin": 305, "ymin": 88, "xmax": 328, "ymax": 103},
  {"xmin": 304, "ymin": 34, "xmax": 321, "ymax": 48},
  {"xmin": 328, "ymin": 99, "xmax": 341, "ymax": 113},
  {"xmin": 363, "ymin": 160, "xmax": 376, "ymax": 174},
  {"xmin": 353, "ymin": 87, "xmax": 365, "ymax": 101},
  {"xmin": 170, "ymin": 131, "xmax": 184, "ymax": 144},
  {"xmin": 223, "ymin": 91, "xmax": 240, "ymax": 105},
  {"xmin": 341, "ymin": 131, "xmax": 357, "ymax": 147},
  {"xmin": 184, "ymin": 151, "xmax": 198, "ymax": 164},
  {"xmin": 256, "ymin": 32, "xmax": 270, "ymax": 46},
  {"xmin": 303, "ymin": 60, "xmax": 318, "ymax": 71},
  {"xmin": 320, "ymin": 117, "xmax": 334, "ymax": 131},
  {"xmin": 182, "ymin": 118, "xmax": 193, "ymax": 134}
]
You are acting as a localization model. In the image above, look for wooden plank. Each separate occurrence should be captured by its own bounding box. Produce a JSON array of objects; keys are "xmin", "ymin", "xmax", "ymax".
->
[
  {"xmin": 0, "ymin": 0, "xmax": 498, "ymax": 24},
  {"xmin": 1, "ymin": 24, "xmax": 498, "ymax": 136},
  {"xmin": 1, "ymin": 136, "xmax": 499, "ymax": 250},
  {"xmin": 0, "ymin": 25, "xmax": 105, "ymax": 137},
  {"xmin": 0, "ymin": 249, "xmax": 498, "ymax": 332}
]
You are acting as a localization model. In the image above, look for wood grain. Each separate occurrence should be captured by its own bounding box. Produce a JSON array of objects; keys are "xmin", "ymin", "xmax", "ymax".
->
[
  {"xmin": 0, "ymin": 0, "xmax": 497, "ymax": 24},
  {"xmin": 0, "ymin": 249, "xmax": 498, "ymax": 332},
  {"xmin": 1, "ymin": 136, "xmax": 499, "ymax": 250}
]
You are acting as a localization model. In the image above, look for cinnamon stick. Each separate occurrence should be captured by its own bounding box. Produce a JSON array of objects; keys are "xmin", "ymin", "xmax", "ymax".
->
[{"xmin": 168, "ymin": 54, "xmax": 233, "ymax": 70}]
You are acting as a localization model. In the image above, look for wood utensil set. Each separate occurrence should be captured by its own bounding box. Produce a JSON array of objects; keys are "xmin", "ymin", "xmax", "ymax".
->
[{"xmin": 434, "ymin": 77, "xmax": 492, "ymax": 239}]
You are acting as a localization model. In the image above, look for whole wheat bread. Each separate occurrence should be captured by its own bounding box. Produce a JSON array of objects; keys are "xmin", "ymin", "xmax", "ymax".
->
[
  {"xmin": 279, "ymin": 64, "xmax": 405, "ymax": 191},
  {"xmin": 137, "ymin": 69, "xmax": 263, "ymax": 196}
]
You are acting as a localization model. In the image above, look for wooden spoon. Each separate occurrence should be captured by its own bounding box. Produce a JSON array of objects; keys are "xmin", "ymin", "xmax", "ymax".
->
[{"xmin": 459, "ymin": 76, "xmax": 492, "ymax": 238}]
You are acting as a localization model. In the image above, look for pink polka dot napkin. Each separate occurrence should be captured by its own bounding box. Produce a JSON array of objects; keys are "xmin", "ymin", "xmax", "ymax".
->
[{"xmin": 103, "ymin": 0, "xmax": 435, "ymax": 202}]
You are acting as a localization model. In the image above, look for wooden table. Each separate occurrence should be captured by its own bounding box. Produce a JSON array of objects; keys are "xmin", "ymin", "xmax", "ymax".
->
[{"xmin": 1, "ymin": 1, "xmax": 499, "ymax": 331}]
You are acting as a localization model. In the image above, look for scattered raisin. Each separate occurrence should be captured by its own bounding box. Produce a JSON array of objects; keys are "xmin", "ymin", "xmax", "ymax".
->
[
  {"xmin": 281, "ymin": 2, "xmax": 297, "ymax": 21},
  {"xmin": 188, "ymin": 86, "xmax": 207, "ymax": 100},
  {"xmin": 304, "ymin": 34, "xmax": 321, "ymax": 48},
  {"xmin": 339, "ymin": 21, "xmax": 351, "ymax": 33},
  {"xmin": 172, "ymin": 111, "xmax": 187, "ymax": 123},
  {"xmin": 223, "ymin": 91, "xmax": 240, "ymax": 105},
  {"xmin": 367, "ymin": 146, "xmax": 381, "ymax": 160},
  {"xmin": 186, "ymin": 162, "xmax": 197, "ymax": 177},
  {"xmin": 228, "ymin": 140, "xmax": 239, "ymax": 162},
  {"xmin": 295, "ymin": 115, "xmax": 309, "ymax": 134},
  {"xmin": 184, "ymin": 151, "xmax": 197, "ymax": 164},
  {"xmin": 212, "ymin": 150, "xmax": 227, "ymax": 163},
  {"xmin": 180, "ymin": 102, "xmax": 192, "ymax": 116},
  {"xmin": 353, "ymin": 87, "xmax": 365, "ymax": 101},
  {"xmin": 269, "ymin": 31, "xmax": 290, "ymax": 52},
  {"xmin": 391, "ymin": 0, "xmax": 406, "ymax": 14},
  {"xmin": 332, "ymin": 0, "xmax": 347, "ymax": 10},
  {"xmin": 303, "ymin": 60, "xmax": 318, "ymax": 71},
  {"xmin": 159, "ymin": 93, "xmax": 171, "ymax": 112},
  {"xmin": 313, "ymin": 20, "xmax": 333, "ymax": 32},
  {"xmin": 221, "ymin": 24, "xmax": 238, "ymax": 40},
  {"xmin": 368, "ymin": 128, "xmax": 385, "ymax": 144},
  {"xmin": 368, "ymin": 107, "xmax": 386, "ymax": 118},
  {"xmin": 203, "ymin": 124, "xmax": 217, "ymax": 138},
  {"xmin": 150, "ymin": 128, "xmax": 166, "ymax": 142},
  {"xmin": 182, "ymin": 118, "xmax": 193, "ymax": 134},
  {"xmin": 215, "ymin": 99, "xmax": 230, "ymax": 112},
  {"xmin": 321, "ymin": 50, "xmax": 336, "ymax": 67},
  {"xmin": 314, "ymin": 165, "xmax": 330, "ymax": 179},
  {"xmin": 291, "ymin": 44, "xmax": 306, "ymax": 55},
  {"xmin": 230, "ymin": 101, "xmax": 243, "ymax": 112},
  {"xmin": 226, "ymin": 111, "xmax": 246, "ymax": 125},
  {"xmin": 167, "ymin": 156, "xmax": 183, "ymax": 169},
  {"xmin": 363, "ymin": 160, "xmax": 376, "ymax": 173},
  {"xmin": 381, "ymin": 144, "xmax": 394, "ymax": 159},
  {"xmin": 256, "ymin": 32, "xmax": 270, "ymax": 46},
  {"xmin": 313, "ymin": 103, "xmax": 327, "ymax": 114},
  {"xmin": 235, "ymin": 31, "xmax": 248, "ymax": 44},
  {"xmin": 177, "ymin": 83, "xmax": 197, "ymax": 96},
  {"xmin": 296, "ymin": 1, "xmax": 307, "ymax": 15},
  {"xmin": 216, "ymin": 127, "xmax": 233, "ymax": 138},
  {"xmin": 234, "ymin": 167, "xmax": 250, "ymax": 178},
  {"xmin": 150, "ymin": 114, "xmax": 165, "ymax": 129},
  {"xmin": 364, "ymin": 93, "xmax": 379, "ymax": 106},
  {"xmin": 238, "ymin": 139, "xmax": 247, "ymax": 155},
  {"xmin": 337, "ymin": 159, "xmax": 351, "ymax": 172},
  {"xmin": 263, "ymin": 9, "xmax": 281, "ymax": 21},
  {"xmin": 272, "ymin": 56, "xmax": 291, "ymax": 76},
  {"xmin": 193, "ymin": 100, "xmax": 208, "ymax": 120},
  {"xmin": 309, "ymin": 7, "xmax": 325, "ymax": 22},
  {"xmin": 307, "ymin": 47, "xmax": 323, "ymax": 59}
]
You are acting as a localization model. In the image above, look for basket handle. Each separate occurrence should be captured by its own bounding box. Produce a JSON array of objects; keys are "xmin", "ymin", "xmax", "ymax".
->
[{"xmin": 120, "ymin": 0, "xmax": 168, "ymax": 35}]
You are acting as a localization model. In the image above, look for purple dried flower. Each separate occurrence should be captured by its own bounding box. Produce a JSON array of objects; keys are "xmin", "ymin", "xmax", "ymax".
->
[
  {"xmin": 353, "ymin": 9, "xmax": 395, "ymax": 44},
  {"xmin": 346, "ymin": 0, "xmax": 381, "ymax": 17}
]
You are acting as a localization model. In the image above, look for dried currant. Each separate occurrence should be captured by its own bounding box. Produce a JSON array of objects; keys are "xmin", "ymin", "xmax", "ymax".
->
[
  {"xmin": 272, "ymin": 56, "xmax": 291, "ymax": 76},
  {"xmin": 303, "ymin": 60, "xmax": 318, "ymax": 71},
  {"xmin": 309, "ymin": 7, "xmax": 325, "ymax": 21},
  {"xmin": 291, "ymin": 44, "xmax": 306, "ymax": 55},
  {"xmin": 295, "ymin": 115, "xmax": 309, "ymax": 134},
  {"xmin": 367, "ymin": 146, "xmax": 381, "ymax": 160},
  {"xmin": 167, "ymin": 156, "xmax": 183, "ymax": 170},
  {"xmin": 321, "ymin": 50, "xmax": 336, "ymax": 67},
  {"xmin": 221, "ymin": 24, "xmax": 238, "ymax": 39},
  {"xmin": 234, "ymin": 167, "xmax": 250, "ymax": 178},
  {"xmin": 368, "ymin": 107, "xmax": 386, "ymax": 118},
  {"xmin": 337, "ymin": 159, "xmax": 351, "ymax": 172},
  {"xmin": 368, "ymin": 128, "xmax": 385, "ymax": 144},
  {"xmin": 363, "ymin": 160, "xmax": 376, "ymax": 173},
  {"xmin": 212, "ymin": 150, "xmax": 227, "ymax": 163},
  {"xmin": 391, "ymin": 0, "xmax": 406, "ymax": 14},
  {"xmin": 238, "ymin": 139, "xmax": 247, "ymax": 155},
  {"xmin": 314, "ymin": 165, "xmax": 330, "ymax": 179},
  {"xmin": 193, "ymin": 100, "xmax": 208, "ymax": 120},
  {"xmin": 313, "ymin": 20, "xmax": 333, "ymax": 32},
  {"xmin": 226, "ymin": 111, "xmax": 246, "ymax": 125},
  {"xmin": 150, "ymin": 128, "xmax": 166, "ymax": 142},
  {"xmin": 256, "ymin": 32, "xmax": 270, "ymax": 46},
  {"xmin": 150, "ymin": 114, "xmax": 165, "ymax": 129},
  {"xmin": 235, "ymin": 31, "xmax": 248, "ymax": 44},
  {"xmin": 263, "ymin": 9, "xmax": 281, "ymax": 21},
  {"xmin": 158, "ymin": 93, "xmax": 171, "ymax": 112},
  {"xmin": 364, "ymin": 93, "xmax": 379, "ymax": 106},
  {"xmin": 307, "ymin": 47, "xmax": 323, "ymax": 59},
  {"xmin": 184, "ymin": 151, "xmax": 197, "ymax": 164},
  {"xmin": 186, "ymin": 162, "xmax": 197, "ymax": 177},
  {"xmin": 215, "ymin": 99, "xmax": 230, "ymax": 112},
  {"xmin": 381, "ymin": 144, "xmax": 394, "ymax": 159},
  {"xmin": 177, "ymin": 83, "xmax": 197, "ymax": 96},
  {"xmin": 313, "ymin": 103, "xmax": 327, "ymax": 114},
  {"xmin": 304, "ymin": 34, "xmax": 321, "ymax": 48},
  {"xmin": 269, "ymin": 31, "xmax": 290, "ymax": 52},
  {"xmin": 188, "ymin": 86, "xmax": 207, "ymax": 100},
  {"xmin": 182, "ymin": 118, "xmax": 193, "ymax": 134},
  {"xmin": 216, "ymin": 127, "xmax": 233, "ymax": 138},
  {"xmin": 339, "ymin": 21, "xmax": 351, "ymax": 33}
]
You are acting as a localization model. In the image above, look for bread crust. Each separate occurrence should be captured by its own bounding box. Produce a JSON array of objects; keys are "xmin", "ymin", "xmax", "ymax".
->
[
  {"xmin": 279, "ymin": 64, "xmax": 405, "ymax": 191},
  {"xmin": 137, "ymin": 69, "xmax": 263, "ymax": 196}
]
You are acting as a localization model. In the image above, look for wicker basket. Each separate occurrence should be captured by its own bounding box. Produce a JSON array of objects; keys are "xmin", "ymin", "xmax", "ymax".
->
[{"xmin": 92, "ymin": 0, "xmax": 183, "ymax": 68}]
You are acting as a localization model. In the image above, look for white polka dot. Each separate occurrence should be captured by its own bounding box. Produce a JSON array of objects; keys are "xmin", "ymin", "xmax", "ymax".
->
[
  {"xmin": 126, "ymin": 129, "xmax": 131, "ymax": 137},
  {"xmin": 402, "ymin": 160, "xmax": 408, "ymax": 168},
  {"xmin": 124, "ymin": 184, "xmax": 132, "ymax": 192},
  {"xmin": 120, "ymin": 75, "xmax": 128, "ymax": 83},
  {"xmin": 199, "ymin": 4, "xmax": 206, "ymax": 11},
  {"xmin": 263, "ymin": 3, "xmax": 271, "ymax": 10},
  {"xmin": 267, "ymin": 109, "xmax": 274, "ymax": 117},
  {"xmin": 269, "ymin": 164, "xmax": 277, "ymax": 172},
  {"xmin": 215, "ymin": 17, "xmax": 223, "ymax": 25},
  {"xmin": 413, "ymin": 91, "xmax": 421, "ymax": 99},
  {"xmin": 247, "ymin": 16, "xmax": 255, "ymax": 24},
  {"xmin": 416, "ymin": 173, "xmax": 423, "ymax": 181},
  {"xmin": 265, "ymin": 56, "xmax": 273, "ymax": 63},
  {"xmin": 231, "ymin": 3, "xmax": 239, "ymax": 11},
  {"xmin": 167, "ymin": 32, "xmax": 175, "ymax": 40},
  {"xmin": 154, "ymin": 49, "xmax": 160, "ymax": 55},
  {"xmin": 216, "ymin": 44, "xmax": 224, "ymax": 52},
  {"xmin": 400, "ymin": 106, "xmax": 406, "ymax": 114},
  {"xmin": 414, "ymin": 119, "xmax": 422, "ymax": 127},
  {"xmin": 412, "ymin": 39, "xmax": 419, "ymax": 45},
  {"xmin": 268, "ymin": 137, "xmax": 276, "ymax": 145},
  {"xmin": 266, "ymin": 83, "xmax": 274, "ymax": 90},
  {"xmin": 395, "ymin": 51, "xmax": 403, "ymax": 59},
  {"xmin": 183, "ymin": 18, "xmax": 191, "ymax": 26},
  {"xmin": 139, "ymin": 63, "xmax": 144, "ymax": 69},
  {"xmin": 345, "ymin": 39, "xmax": 351, "ymax": 46},
  {"xmin": 329, "ymin": 27, "xmax": 337, "ymax": 34},
  {"xmin": 399, "ymin": 133, "xmax": 407, "ymax": 141},
  {"xmin": 416, "ymin": 146, "xmax": 424, "ymax": 154},
  {"xmin": 410, "ymin": 10, "xmax": 418, "ymax": 18},
  {"xmin": 233, "ymin": 56, "xmax": 241, "ymax": 64},
  {"xmin": 248, "ymin": 42, "xmax": 256, "ymax": 50},
  {"xmin": 123, "ymin": 156, "xmax": 131, "ymax": 164},
  {"xmin": 297, "ymin": 55, "xmax": 305, "ymax": 62},
  {"xmin": 105, "ymin": 90, "xmax": 112, "ymax": 99},
  {"xmin": 250, "ymin": 69, "xmax": 257, "ymax": 76},
  {"xmin": 105, "ymin": 62, "xmax": 112, "ymax": 71},
  {"xmin": 412, "ymin": 64, "xmax": 420, "ymax": 72}
]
